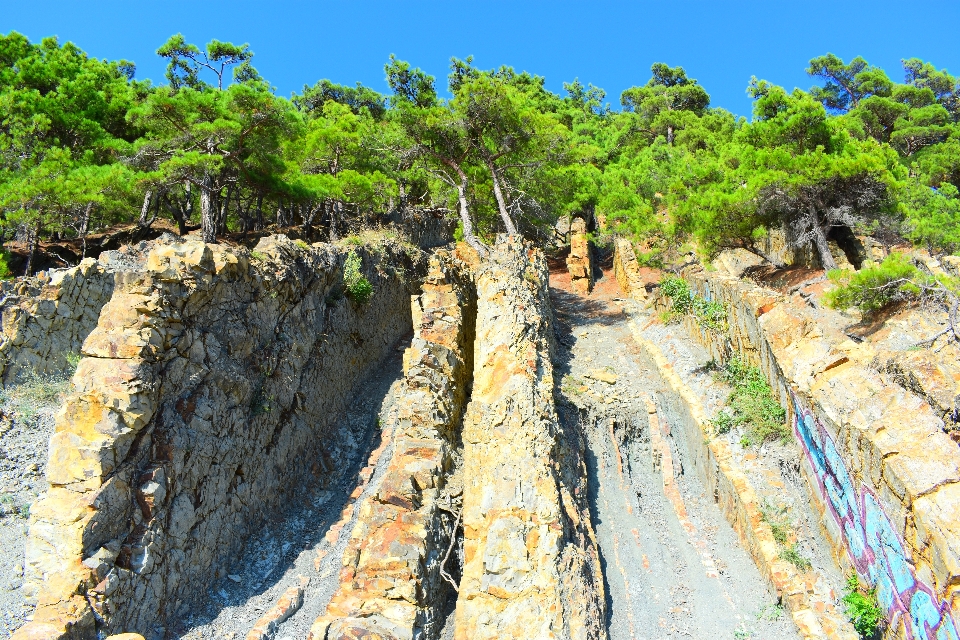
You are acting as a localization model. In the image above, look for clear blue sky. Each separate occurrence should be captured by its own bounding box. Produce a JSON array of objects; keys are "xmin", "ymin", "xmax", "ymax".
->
[{"xmin": 4, "ymin": 0, "xmax": 959, "ymax": 117}]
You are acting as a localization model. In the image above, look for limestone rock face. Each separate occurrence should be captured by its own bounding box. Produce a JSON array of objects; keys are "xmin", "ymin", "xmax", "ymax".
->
[
  {"xmin": 566, "ymin": 217, "xmax": 593, "ymax": 295},
  {"xmin": 455, "ymin": 238, "xmax": 606, "ymax": 640},
  {"xmin": 310, "ymin": 247, "xmax": 476, "ymax": 640},
  {"xmin": 16, "ymin": 235, "xmax": 428, "ymax": 640}
]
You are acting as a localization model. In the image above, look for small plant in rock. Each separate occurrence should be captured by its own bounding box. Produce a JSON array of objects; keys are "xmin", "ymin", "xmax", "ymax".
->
[
  {"xmin": 781, "ymin": 544, "xmax": 812, "ymax": 570},
  {"xmin": 659, "ymin": 275, "xmax": 728, "ymax": 332},
  {"xmin": 64, "ymin": 350, "xmax": 82, "ymax": 373},
  {"xmin": 755, "ymin": 603, "xmax": 784, "ymax": 621},
  {"xmin": 658, "ymin": 310, "xmax": 679, "ymax": 325},
  {"xmin": 841, "ymin": 574, "xmax": 885, "ymax": 639},
  {"xmin": 717, "ymin": 356, "xmax": 788, "ymax": 444},
  {"xmin": 710, "ymin": 409, "xmax": 734, "ymax": 434},
  {"xmin": 343, "ymin": 251, "xmax": 373, "ymax": 304},
  {"xmin": 759, "ymin": 500, "xmax": 812, "ymax": 571},
  {"xmin": 0, "ymin": 493, "xmax": 16, "ymax": 517},
  {"xmin": 561, "ymin": 374, "xmax": 584, "ymax": 397},
  {"xmin": 345, "ymin": 235, "xmax": 364, "ymax": 246},
  {"xmin": 250, "ymin": 250, "xmax": 268, "ymax": 261},
  {"xmin": 692, "ymin": 297, "xmax": 728, "ymax": 331},
  {"xmin": 294, "ymin": 239, "xmax": 309, "ymax": 250},
  {"xmin": 0, "ymin": 493, "xmax": 28, "ymax": 519}
]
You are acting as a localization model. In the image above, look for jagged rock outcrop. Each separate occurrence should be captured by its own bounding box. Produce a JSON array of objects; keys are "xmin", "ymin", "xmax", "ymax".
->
[
  {"xmin": 16, "ymin": 235, "xmax": 426, "ymax": 640},
  {"xmin": 455, "ymin": 238, "xmax": 606, "ymax": 640},
  {"xmin": 611, "ymin": 238, "xmax": 646, "ymax": 302},
  {"xmin": 565, "ymin": 217, "xmax": 593, "ymax": 295},
  {"xmin": 310, "ymin": 247, "xmax": 476, "ymax": 640}
]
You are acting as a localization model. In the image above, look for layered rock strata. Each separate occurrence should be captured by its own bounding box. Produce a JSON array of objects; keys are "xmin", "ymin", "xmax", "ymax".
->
[
  {"xmin": 309, "ymin": 247, "xmax": 476, "ymax": 640},
  {"xmin": 16, "ymin": 235, "xmax": 425, "ymax": 640},
  {"xmin": 0, "ymin": 257, "xmax": 120, "ymax": 383},
  {"xmin": 455, "ymin": 238, "xmax": 606, "ymax": 640},
  {"xmin": 565, "ymin": 217, "xmax": 593, "ymax": 295},
  {"xmin": 631, "ymin": 330, "xmax": 856, "ymax": 639},
  {"xmin": 614, "ymin": 241, "xmax": 960, "ymax": 638}
]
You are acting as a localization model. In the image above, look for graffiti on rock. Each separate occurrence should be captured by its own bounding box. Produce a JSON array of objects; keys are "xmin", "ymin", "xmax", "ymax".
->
[{"xmin": 791, "ymin": 392, "xmax": 960, "ymax": 639}]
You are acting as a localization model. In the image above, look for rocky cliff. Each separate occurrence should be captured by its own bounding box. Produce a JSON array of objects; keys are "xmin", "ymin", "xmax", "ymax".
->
[
  {"xmin": 16, "ymin": 235, "xmax": 426, "ymax": 640},
  {"xmin": 1, "ymin": 258, "xmax": 118, "ymax": 384},
  {"xmin": 615, "ymin": 240, "xmax": 960, "ymax": 640}
]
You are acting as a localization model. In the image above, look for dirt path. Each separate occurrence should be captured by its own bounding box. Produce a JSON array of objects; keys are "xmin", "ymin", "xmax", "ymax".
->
[
  {"xmin": 1, "ymin": 383, "xmax": 61, "ymax": 637},
  {"xmin": 174, "ymin": 345, "xmax": 409, "ymax": 640},
  {"xmin": 551, "ymin": 269, "xmax": 802, "ymax": 640}
]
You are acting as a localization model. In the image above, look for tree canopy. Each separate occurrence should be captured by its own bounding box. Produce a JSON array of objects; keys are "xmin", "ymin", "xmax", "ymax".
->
[{"xmin": 0, "ymin": 33, "xmax": 958, "ymax": 276}]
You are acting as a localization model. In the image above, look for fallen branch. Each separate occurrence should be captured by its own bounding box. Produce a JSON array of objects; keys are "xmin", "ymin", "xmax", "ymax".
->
[{"xmin": 439, "ymin": 507, "xmax": 462, "ymax": 592}]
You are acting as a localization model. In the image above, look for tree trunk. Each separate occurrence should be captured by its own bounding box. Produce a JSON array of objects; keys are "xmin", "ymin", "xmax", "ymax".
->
[
  {"xmin": 200, "ymin": 175, "xmax": 217, "ymax": 244},
  {"xmin": 138, "ymin": 190, "xmax": 155, "ymax": 227},
  {"xmin": 743, "ymin": 243, "xmax": 786, "ymax": 270},
  {"xmin": 486, "ymin": 160, "xmax": 518, "ymax": 236},
  {"xmin": 303, "ymin": 202, "xmax": 318, "ymax": 239},
  {"xmin": 216, "ymin": 184, "xmax": 232, "ymax": 236},
  {"xmin": 79, "ymin": 202, "xmax": 93, "ymax": 259},
  {"xmin": 255, "ymin": 193, "xmax": 264, "ymax": 231},
  {"xmin": 329, "ymin": 200, "xmax": 339, "ymax": 242},
  {"xmin": 667, "ymin": 125, "xmax": 675, "ymax": 146},
  {"xmin": 455, "ymin": 173, "xmax": 487, "ymax": 257},
  {"xmin": 807, "ymin": 206, "xmax": 838, "ymax": 271},
  {"xmin": 23, "ymin": 220, "xmax": 39, "ymax": 277}
]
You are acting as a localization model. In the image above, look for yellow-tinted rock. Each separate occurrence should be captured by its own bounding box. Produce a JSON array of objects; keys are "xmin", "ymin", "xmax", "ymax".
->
[{"xmin": 456, "ymin": 238, "xmax": 605, "ymax": 640}]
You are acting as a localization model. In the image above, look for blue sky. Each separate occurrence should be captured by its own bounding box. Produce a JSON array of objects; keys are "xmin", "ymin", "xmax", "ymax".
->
[{"xmin": 4, "ymin": 0, "xmax": 960, "ymax": 117}]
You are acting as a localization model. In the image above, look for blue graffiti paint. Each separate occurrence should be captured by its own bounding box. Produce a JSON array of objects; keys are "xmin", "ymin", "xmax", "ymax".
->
[{"xmin": 791, "ymin": 392, "xmax": 960, "ymax": 639}]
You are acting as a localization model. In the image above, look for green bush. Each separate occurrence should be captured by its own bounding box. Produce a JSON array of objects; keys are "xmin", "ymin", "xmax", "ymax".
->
[
  {"xmin": 718, "ymin": 356, "xmax": 788, "ymax": 444},
  {"xmin": 825, "ymin": 253, "xmax": 923, "ymax": 313},
  {"xmin": 710, "ymin": 409, "xmax": 734, "ymax": 434},
  {"xmin": 691, "ymin": 296, "xmax": 727, "ymax": 331},
  {"xmin": 659, "ymin": 275, "xmax": 728, "ymax": 332},
  {"xmin": 343, "ymin": 251, "xmax": 373, "ymax": 304},
  {"xmin": 841, "ymin": 574, "xmax": 884, "ymax": 639},
  {"xmin": 660, "ymin": 275, "xmax": 693, "ymax": 313},
  {"xmin": 0, "ymin": 250, "xmax": 14, "ymax": 280}
]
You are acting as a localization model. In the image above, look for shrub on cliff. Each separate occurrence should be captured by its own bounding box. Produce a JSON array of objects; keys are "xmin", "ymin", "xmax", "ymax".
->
[
  {"xmin": 825, "ymin": 253, "xmax": 959, "ymax": 348},
  {"xmin": 343, "ymin": 251, "xmax": 373, "ymax": 303},
  {"xmin": 0, "ymin": 250, "xmax": 13, "ymax": 279},
  {"xmin": 824, "ymin": 252, "xmax": 924, "ymax": 312},
  {"xmin": 841, "ymin": 574, "xmax": 884, "ymax": 639}
]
